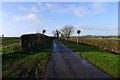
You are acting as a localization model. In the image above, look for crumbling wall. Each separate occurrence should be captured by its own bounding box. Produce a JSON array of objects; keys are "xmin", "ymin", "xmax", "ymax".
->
[{"xmin": 21, "ymin": 33, "xmax": 46, "ymax": 50}]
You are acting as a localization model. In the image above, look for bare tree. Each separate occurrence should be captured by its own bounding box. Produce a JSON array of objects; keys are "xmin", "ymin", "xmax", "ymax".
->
[
  {"xmin": 52, "ymin": 29, "xmax": 60, "ymax": 38},
  {"xmin": 60, "ymin": 25, "xmax": 74, "ymax": 38}
]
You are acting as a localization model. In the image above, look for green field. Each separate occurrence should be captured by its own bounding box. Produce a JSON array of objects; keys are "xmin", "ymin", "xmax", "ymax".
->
[
  {"xmin": 1, "ymin": 37, "xmax": 20, "ymax": 46},
  {"xmin": 1, "ymin": 37, "xmax": 21, "ymax": 55},
  {"xmin": 2, "ymin": 37, "xmax": 53, "ymax": 78},
  {"xmin": 59, "ymin": 39, "xmax": 120, "ymax": 78}
]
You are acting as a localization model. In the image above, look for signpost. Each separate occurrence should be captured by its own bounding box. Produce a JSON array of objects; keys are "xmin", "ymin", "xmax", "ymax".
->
[
  {"xmin": 77, "ymin": 30, "xmax": 81, "ymax": 45},
  {"xmin": 42, "ymin": 29, "xmax": 46, "ymax": 34}
]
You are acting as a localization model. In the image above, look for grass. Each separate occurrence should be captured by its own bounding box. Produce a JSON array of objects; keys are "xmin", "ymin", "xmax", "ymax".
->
[
  {"xmin": 2, "ymin": 37, "xmax": 54, "ymax": 78},
  {"xmin": 1, "ymin": 37, "xmax": 21, "ymax": 55},
  {"xmin": 1, "ymin": 37, "xmax": 20, "ymax": 46},
  {"xmin": 59, "ymin": 39, "xmax": 120, "ymax": 78}
]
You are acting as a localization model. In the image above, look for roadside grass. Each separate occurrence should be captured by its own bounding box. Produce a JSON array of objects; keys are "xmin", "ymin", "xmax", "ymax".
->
[
  {"xmin": 2, "ymin": 38, "xmax": 53, "ymax": 78},
  {"xmin": 59, "ymin": 39, "xmax": 119, "ymax": 78}
]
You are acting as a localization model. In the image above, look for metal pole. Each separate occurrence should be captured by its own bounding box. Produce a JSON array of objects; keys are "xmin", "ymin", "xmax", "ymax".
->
[
  {"xmin": 77, "ymin": 30, "xmax": 81, "ymax": 45},
  {"xmin": 77, "ymin": 34, "xmax": 79, "ymax": 45},
  {"xmin": 78, "ymin": 34, "xmax": 79, "ymax": 44}
]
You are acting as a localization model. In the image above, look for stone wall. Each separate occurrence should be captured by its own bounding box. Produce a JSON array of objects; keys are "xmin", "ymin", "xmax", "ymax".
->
[{"xmin": 21, "ymin": 33, "xmax": 47, "ymax": 50}]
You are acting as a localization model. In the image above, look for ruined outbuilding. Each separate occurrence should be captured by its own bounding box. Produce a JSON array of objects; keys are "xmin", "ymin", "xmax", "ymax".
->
[{"xmin": 21, "ymin": 33, "xmax": 47, "ymax": 50}]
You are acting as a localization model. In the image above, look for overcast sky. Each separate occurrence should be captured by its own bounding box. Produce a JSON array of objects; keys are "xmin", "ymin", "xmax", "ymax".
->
[{"xmin": 0, "ymin": 2, "xmax": 118, "ymax": 37}]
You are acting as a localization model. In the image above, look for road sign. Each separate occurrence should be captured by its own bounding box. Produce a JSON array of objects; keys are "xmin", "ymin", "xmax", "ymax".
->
[
  {"xmin": 77, "ymin": 30, "xmax": 81, "ymax": 34},
  {"xmin": 42, "ymin": 29, "xmax": 46, "ymax": 34}
]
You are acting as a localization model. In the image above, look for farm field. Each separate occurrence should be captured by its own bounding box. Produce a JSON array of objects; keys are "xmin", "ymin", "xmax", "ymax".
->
[
  {"xmin": 78, "ymin": 36, "xmax": 120, "ymax": 39},
  {"xmin": 65, "ymin": 36, "xmax": 120, "ymax": 54},
  {"xmin": 1, "ymin": 37, "xmax": 21, "ymax": 55},
  {"xmin": 2, "ymin": 37, "xmax": 53, "ymax": 78},
  {"xmin": 59, "ymin": 39, "xmax": 120, "ymax": 78},
  {"xmin": 95, "ymin": 37, "xmax": 120, "ymax": 40},
  {"xmin": 69, "ymin": 36, "xmax": 120, "ymax": 40},
  {"xmin": 1, "ymin": 37, "xmax": 20, "ymax": 46}
]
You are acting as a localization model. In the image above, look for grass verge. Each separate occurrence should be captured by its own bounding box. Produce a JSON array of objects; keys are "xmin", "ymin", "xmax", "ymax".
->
[
  {"xmin": 2, "ymin": 38, "xmax": 54, "ymax": 79},
  {"xmin": 59, "ymin": 39, "xmax": 119, "ymax": 78}
]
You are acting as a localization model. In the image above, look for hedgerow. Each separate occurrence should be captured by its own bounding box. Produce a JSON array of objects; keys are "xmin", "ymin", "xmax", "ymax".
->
[{"xmin": 65, "ymin": 37, "xmax": 119, "ymax": 54}]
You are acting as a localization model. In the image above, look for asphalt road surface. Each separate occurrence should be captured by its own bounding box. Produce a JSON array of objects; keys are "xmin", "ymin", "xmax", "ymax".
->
[{"xmin": 45, "ymin": 39, "xmax": 111, "ymax": 78}]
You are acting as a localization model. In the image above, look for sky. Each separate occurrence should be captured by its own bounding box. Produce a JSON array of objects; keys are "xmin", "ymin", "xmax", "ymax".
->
[{"xmin": 0, "ymin": 2, "xmax": 118, "ymax": 37}]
